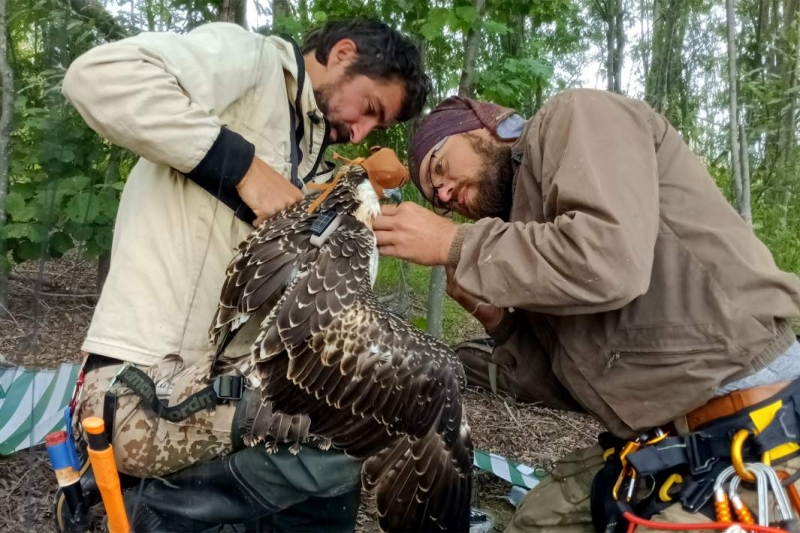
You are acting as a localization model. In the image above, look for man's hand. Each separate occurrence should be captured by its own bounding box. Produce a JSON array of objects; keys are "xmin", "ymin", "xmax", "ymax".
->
[
  {"xmin": 373, "ymin": 202, "xmax": 459, "ymax": 266},
  {"xmin": 445, "ymin": 266, "xmax": 505, "ymax": 332},
  {"xmin": 236, "ymin": 157, "xmax": 303, "ymax": 226}
]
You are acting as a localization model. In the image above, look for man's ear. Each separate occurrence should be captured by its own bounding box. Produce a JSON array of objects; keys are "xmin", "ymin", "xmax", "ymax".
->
[{"xmin": 327, "ymin": 38, "xmax": 357, "ymax": 67}]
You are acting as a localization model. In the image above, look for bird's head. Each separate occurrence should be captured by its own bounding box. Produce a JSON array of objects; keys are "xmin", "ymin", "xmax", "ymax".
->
[
  {"xmin": 360, "ymin": 147, "xmax": 408, "ymax": 203},
  {"xmin": 310, "ymin": 148, "xmax": 409, "ymax": 228}
]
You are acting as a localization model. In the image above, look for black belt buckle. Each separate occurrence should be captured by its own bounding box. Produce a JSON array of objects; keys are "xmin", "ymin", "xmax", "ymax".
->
[
  {"xmin": 679, "ymin": 476, "xmax": 716, "ymax": 513},
  {"xmin": 213, "ymin": 375, "xmax": 243, "ymax": 401},
  {"xmin": 686, "ymin": 432, "xmax": 718, "ymax": 475}
]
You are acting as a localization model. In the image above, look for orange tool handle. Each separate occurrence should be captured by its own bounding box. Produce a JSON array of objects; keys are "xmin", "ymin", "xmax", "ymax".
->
[{"xmin": 82, "ymin": 416, "xmax": 129, "ymax": 533}]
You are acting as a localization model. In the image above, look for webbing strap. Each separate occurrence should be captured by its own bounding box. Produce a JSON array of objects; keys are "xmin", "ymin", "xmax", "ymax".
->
[
  {"xmin": 627, "ymin": 435, "xmax": 732, "ymax": 476},
  {"xmin": 752, "ymin": 400, "xmax": 800, "ymax": 454},
  {"xmin": 115, "ymin": 366, "xmax": 240, "ymax": 423},
  {"xmin": 627, "ymin": 393, "xmax": 800, "ymax": 477}
]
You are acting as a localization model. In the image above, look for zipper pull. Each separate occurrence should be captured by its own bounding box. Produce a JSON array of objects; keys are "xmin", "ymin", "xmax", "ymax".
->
[
  {"xmin": 604, "ymin": 351, "xmax": 620, "ymax": 375},
  {"xmin": 306, "ymin": 111, "xmax": 321, "ymax": 155},
  {"xmin": 307, "ymin": 111, "xmax": 322, "ymax": 124}
]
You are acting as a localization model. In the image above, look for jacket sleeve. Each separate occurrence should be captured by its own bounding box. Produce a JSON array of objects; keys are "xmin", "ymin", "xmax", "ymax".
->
[
  {"xmin": 450, "ymin": 90, "xmax": 661, "ymax": 316},
  {"xmin": 62, "ymin": 23, "xmax": 278, "ymax": 188}
]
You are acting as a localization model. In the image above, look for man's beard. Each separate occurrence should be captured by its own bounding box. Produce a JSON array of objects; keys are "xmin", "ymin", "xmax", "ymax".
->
[
  {"xmin": 314, "ymin": 82, "xmax": 351, "ymax": 144},
  {"xmin": 459, "ymin": 141, "xmax": 515, "ymax": 220}
]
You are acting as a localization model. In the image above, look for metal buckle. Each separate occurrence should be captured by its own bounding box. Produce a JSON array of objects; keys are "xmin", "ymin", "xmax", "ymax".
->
[
  {"xmin": 686, "ymin": 432, "xmax": 719, "ymax": 475},
  {"xmin": 680, "ymin": 476, "xmax": 717, "ymax": 513},
  {"xmin": 212, "ymin": 375, "xmax": 243, "ymax": 401}
]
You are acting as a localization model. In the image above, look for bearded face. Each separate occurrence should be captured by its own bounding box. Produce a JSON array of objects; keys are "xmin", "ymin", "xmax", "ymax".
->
[{"xmin": 455, "ymin": 134, "xmax": 515, "ymax": 220}]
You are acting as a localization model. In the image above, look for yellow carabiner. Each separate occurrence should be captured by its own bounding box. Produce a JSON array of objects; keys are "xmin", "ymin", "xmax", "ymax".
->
[
  {"xmin": 658, "ymin": 473, "xmax": 684, "ymax": 502},
  {"xmin": 731, "ymin": 429, "xmax": 771, "ymax": 483}
]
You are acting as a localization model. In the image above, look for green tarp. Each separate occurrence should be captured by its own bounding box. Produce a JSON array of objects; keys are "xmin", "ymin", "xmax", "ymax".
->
[{"xmin": 0, "ymin": 363, "xmax": 80, "ymax": 455}]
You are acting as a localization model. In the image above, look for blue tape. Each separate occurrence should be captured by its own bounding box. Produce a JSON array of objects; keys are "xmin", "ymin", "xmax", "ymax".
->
[{"xmin": 64, "ymin": 407, "xmax": 82, "ymax": 471}]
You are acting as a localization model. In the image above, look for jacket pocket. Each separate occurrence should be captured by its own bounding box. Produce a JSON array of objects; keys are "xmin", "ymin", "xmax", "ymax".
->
[
  {"xmin": 602, "ymin": 343, "xmax": 726, "ymax": 375},
  {"xmin": 596, "ymin": 335, "xmax": 731, "ymax": 431}
]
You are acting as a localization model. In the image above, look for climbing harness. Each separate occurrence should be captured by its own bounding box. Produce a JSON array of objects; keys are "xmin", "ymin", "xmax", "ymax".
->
[{"xmin": 593, "ymin": 378, "xmax": 800, "ymax": 532}]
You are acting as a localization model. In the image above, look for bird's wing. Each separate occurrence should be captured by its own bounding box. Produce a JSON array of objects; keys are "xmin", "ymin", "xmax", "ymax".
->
[
  {"xmin": 252, "ymin": 216, "xmax": 472, "ymax": 532},
  {"xmin": 209, "ymin": 197, "xmax": 319, "ymax": 361}
]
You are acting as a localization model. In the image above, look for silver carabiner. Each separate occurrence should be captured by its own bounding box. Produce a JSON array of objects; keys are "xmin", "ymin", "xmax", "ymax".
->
[
  {"xmin": 750, "ymin": 462, "xmax": 795, "ymax": 522},
  {"xmin": 729, "ymin": 463, "xmax": 768, "ymax": 525}
]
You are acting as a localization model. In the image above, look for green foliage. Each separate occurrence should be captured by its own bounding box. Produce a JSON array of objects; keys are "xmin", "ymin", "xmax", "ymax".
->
[
  {"xmin": 3, "ymin": 0, "xmax": 137, "ymax": 268},
  {"xmin": 2, "ymin": 0, "xmax": 799, "ymax": 291},
  {"xmin": 375, "ymin": 255, "xmax": 478, "ymax": 343}
]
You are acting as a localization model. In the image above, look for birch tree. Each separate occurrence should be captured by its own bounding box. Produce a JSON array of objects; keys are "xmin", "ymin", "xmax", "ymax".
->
[
  {"xmin": 0, "ymin": 0, "xmax": 13, "ymax": 317},
  {"xmin": 726, "ymin": 0, "xmax": 751, "ymax": 224},
  {"xmin": 426, "ymin": 0, "xmax": 485, "ymax": 339}
]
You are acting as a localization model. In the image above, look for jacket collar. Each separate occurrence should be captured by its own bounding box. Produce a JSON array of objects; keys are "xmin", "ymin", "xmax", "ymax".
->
[{"xmin": 265, "ymin": 35, "xmax": 331, "ymax": 183}]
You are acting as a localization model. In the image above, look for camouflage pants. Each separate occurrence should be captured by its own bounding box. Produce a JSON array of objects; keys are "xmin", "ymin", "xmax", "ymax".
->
[
  {"xmin": 505, "ymin": 443, "xmax": 800, "ymax": 533},
  {"xmin": 73, "ymin": 354, "xmax": 236, "ymax": 477}
]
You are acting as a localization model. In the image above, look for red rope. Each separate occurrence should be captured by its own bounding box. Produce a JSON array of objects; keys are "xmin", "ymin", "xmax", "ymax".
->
[{"xmin": 623, "ymin": 511, "xmax": 789, "ymax": 532}]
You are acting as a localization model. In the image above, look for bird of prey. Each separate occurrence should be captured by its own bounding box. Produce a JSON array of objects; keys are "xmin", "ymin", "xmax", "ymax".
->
[{"xmin": 208, "ymin": 150, "xmax": 473, "ymax": 533}]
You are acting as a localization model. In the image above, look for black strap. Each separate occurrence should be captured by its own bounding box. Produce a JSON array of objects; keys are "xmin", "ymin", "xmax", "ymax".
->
[
  {"xmin": 282, "ymin": 34, "xmax": 306, "ymax": 158},
  {"xmin": 102, "ymin": 390, "xmax": 117, "ymax": 444},
  {"xmin": 115, "ymin": 366, "xmax": 242, "ymax": 423},
  {"xmin": 628, "ymin": 381, "xmax": 800, "ymax": 478},
  {"xmin": 287, "ymin": 106, "xmax": 304, "ymax": 190},
  {"xmin": 752, "ymin": 399, "xmax": 800, "ymax": 454},
  {"xmin": 282, "ymin": 33, "xmax": 331, "ymax": 184},
  {"xmin": 591, "ymin": 452, "xmax": 627, "ymax": 532}
]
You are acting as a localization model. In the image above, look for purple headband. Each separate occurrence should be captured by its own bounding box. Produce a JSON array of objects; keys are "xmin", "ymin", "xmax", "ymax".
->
[{"xmin": 409, "ymin": 96, "xmax": 516, "ymax": 188}]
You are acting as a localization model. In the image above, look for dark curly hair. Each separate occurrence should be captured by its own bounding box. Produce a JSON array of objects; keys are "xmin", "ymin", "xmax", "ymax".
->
[{"xmin": 302, "ymin": 19, "xmax": 431, "ymax": 123}]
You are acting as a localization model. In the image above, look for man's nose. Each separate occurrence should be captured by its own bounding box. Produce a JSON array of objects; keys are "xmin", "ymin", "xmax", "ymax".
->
[
  {"xmin": 438, "ymin": 182, "xmax": 455, "ymax": 203},
  {"xmin": 350, "ymin": 117, "xmax": 379, "ymax": 144}
]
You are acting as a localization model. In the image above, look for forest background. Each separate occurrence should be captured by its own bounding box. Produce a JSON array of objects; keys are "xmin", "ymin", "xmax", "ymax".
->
[{"xmin": 0, "ymin": 0, "xmax": 798, "ymax": 341}]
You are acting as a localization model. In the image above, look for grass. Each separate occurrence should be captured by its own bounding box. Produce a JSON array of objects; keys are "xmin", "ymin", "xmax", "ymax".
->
[{"xmin": 374, "ymin": 256, "xmax": 485, "ymax": 345}]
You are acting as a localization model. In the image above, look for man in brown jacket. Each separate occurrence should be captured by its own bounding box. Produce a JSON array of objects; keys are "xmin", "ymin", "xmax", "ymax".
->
[{"xmin": 374, "ymin": 89, "xmax": 800, "ymax": 530}]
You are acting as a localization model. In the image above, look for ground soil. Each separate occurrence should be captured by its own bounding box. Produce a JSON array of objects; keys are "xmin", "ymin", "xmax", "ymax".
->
[{"xmin": 0, "ymin": 254, "xmax": 598, "ymax": 532}]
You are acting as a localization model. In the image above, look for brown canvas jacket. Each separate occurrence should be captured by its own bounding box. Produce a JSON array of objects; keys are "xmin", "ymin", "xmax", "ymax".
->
[{"xmin": 448, "ymin": 89, "xmax": 800, "ymax": 438}]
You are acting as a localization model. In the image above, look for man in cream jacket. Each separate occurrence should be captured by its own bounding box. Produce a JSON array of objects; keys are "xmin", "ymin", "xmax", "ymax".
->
[{"xmin": 60, "ymin": 19, "xmax": 429, "ymax": 532}]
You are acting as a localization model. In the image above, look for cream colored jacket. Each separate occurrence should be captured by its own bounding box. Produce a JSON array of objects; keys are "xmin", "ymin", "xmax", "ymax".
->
[{"xmin": 63, "ymin": 23, "xmax": 332, "ymax": 367}]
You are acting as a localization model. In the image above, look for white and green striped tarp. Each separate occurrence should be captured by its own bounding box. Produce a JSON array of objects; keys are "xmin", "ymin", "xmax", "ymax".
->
[
  {"xmin": 0, "ymin": 363, "xmax": 80, "ymax": 455},
  {"xmin": 0, "ymin": 361, "xmax": 550, "ymax": 492},
  {"xmin": 473, "ymin": 449, "xmax": 543, "ymax": 490}
]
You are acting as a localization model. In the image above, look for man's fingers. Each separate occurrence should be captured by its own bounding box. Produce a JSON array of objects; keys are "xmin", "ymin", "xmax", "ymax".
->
[
  {"xmin": 374, "ymin": 229, "xmax": 393, "ymax": 245},
  {"xmin": 372, "ymin": 216, "xmax": 397, "ymax": 231},
  {"xmin": 380, "ymin": 204, "xmax": 399, "ymax": 216},
  {"xmin": 377, "ymin": 244, "xmax": 398, "ymax": 258}
]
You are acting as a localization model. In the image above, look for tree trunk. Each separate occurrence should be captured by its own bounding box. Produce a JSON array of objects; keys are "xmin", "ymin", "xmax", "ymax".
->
[
  {"xmin": 0, "ymin": 0, "xmax": 12, "ymax": 318},
  {"xmin": 779, "ymin": 10, "xmax": 800, "ymax": 227},
  {"xmin": 426, "ymin": 0, "xmax": 486, "ymax": 339},
  {"xmin": 457, "ymin": 0, "xmax": 486, "ymax": 98},
  {"xmin": 641, "ymin": 0, "xmax": 650, "ymax": 76},
  {"xmin": 726, "ymin": 0, "xmax": 746, "ymax": 222},
  {"xmin": 67, "ymin": 0, "xmax": 131, "ymax": 41},
  {"xmin": 298, "ymin": 0, "xmax": 309, "ymax": 29},
  {"xmin": 779, "ymin": 0, "xmax": 798, "ymax": 155},
  {"xmin": 739, "ymin": 123, "xmax": 753, "ymax": 225},
  {"xmin": 425, "ymin": 267, "xmax": 446, "ymax": 338},
  {"xmin": 614, "ymin": 0, "xmax": 624, "ymax": 93},
  {"xmin": 646, "ymin": 0, "xmax": 685, "ymax": 112},
  {"xmin": 217, "ymin": 0, "xmax": 247, "ymax": 28},
  {"xmin": 272, "ymin": 0, "xmax": 292, "ymax": 27},
  {"xmin": 606, "ymin": 0, "xmax": 616, "ymax": 92},
  {"xmin": 793, "ymin": 12, "xmax": 800, "ymax": 145}
]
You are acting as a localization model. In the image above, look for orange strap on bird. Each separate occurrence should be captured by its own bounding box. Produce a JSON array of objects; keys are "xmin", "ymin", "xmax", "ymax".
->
[
  {"xmin": 82, "ymin": 416, "xmax": 130, "ymax": 533},
  {"xmin": 306, "ymin": 147, "xmax": 409, "ymax": 214}
]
